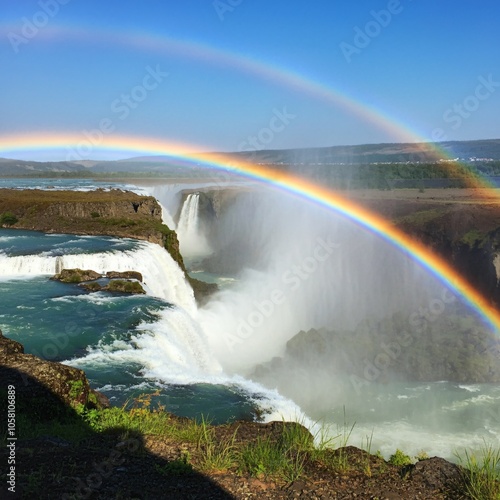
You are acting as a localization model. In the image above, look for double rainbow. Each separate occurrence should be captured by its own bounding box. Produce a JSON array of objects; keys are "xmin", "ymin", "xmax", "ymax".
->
[{"xmin": 1, "ymin": 23, "xmax": 499, "ymax": 331}]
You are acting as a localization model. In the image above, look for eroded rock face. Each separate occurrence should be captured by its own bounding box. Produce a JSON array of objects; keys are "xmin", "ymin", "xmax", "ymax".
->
[
  {"xmin": 41, "ymin": 195, "xmax": 162, "ymax": 220},
  {"xmin": 0, "ymin": 330, "xmax": 108, "ymax": 421}
]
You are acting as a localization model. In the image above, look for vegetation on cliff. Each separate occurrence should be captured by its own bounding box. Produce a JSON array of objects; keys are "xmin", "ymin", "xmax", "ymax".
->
[{"xmin": 349, "ymin": 191, "xmax": 500, "ymax": 308}]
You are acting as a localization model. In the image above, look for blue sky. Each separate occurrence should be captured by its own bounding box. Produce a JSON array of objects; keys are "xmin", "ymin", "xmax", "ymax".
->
[{"xmin": 1, "ymin": 0, "xmax": 499, "ymax": 160}]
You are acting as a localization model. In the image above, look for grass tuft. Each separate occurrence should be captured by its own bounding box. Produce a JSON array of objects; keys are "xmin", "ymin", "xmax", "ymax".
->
[
  {"xmin": 388, "ymin": 449, "xmax": 413, "ymax": 467},
  {"xmin": 456, "ymin": 441, "xmax": 500, "ymax": 500}
]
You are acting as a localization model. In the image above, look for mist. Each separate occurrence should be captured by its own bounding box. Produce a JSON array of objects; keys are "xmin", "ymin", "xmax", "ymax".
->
[
  {"xmin": 141, "ymin": 181, "xmax": 500, "ymax": 458},
  {"xmin": 193, "ymin": 188, "xmax": 452, "ymax": 371}
]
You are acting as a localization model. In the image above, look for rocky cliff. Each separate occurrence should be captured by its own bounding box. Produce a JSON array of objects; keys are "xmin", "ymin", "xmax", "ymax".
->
[
  {"xmin": 0, "ymin": 330, "xmax": 108, "ymax": 421},
  {"xmin": 0, "ymin": 188, "xmax": 165, "ymax": 237},
  {"xmin": 0, "ymin": 188, "xmax": 218, "ymax": 304},
  {"xmin": 354, "ymin": 191, "xmax": 500, "ymax": 306},
  {"xmin": 0, "ymin": 187, "xmax": 187, "ymax": 274}
]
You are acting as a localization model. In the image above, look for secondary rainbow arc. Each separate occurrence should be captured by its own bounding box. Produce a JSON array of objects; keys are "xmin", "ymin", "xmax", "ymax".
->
[
  {"xmin": 1, "ymin": 131, "xmax": 499, "ymax": 333},
  {"xmin": 1, "ymin": 21, "xmax": 492, "ymax": 180}
]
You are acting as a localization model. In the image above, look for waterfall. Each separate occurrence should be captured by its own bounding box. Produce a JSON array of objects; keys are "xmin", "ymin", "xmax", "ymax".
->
[
  {"xmin": 0, "ymin": 241, "xmax": 196, "ymax": 315},
  {"xmin": 177, "ymin": 193, "xmax": 200, "ymax": 245},
  {"xmin": 176, "ymin": 193, "xmax": 211, "ymax": 258}
]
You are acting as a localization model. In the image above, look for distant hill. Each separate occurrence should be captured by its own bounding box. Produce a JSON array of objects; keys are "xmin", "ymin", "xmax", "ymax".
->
[
  {"xmin": 0, "ymin": 159, "xmax": 87, "ymax": 176},
  {"xmin": 1, "ymin": 138, "xmax": 500, "ymax": 178},
  {"xmin": 122, "ymin": 139, "xmax": 500, "ymax": 166},
  {"xmin": 224, "ymin": 139, "xmax": 500, "ymax": 165}
]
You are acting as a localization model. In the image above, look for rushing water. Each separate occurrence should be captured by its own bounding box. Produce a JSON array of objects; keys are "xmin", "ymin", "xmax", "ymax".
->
[
  {"xmin": 0, "ymin": 178, "xmax": 147, "ymax": 193},
  {"xmin": 1, "ymin": 180, "xmax": 499, "ymax": 460},
  {"xmin": 0, "ymin": 228, "xmax": 302, "ymax": 425}
]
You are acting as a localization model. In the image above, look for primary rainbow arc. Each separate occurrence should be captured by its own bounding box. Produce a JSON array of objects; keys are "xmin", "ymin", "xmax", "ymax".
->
[{"xmin": 1, "ymin": 131, "xmax": 499, "ymax": 333}]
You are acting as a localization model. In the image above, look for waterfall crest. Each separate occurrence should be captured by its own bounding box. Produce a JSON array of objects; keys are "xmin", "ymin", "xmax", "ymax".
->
[{"xmin": 0, "ymin": 241, "xmax": 196, "ymax": 315}]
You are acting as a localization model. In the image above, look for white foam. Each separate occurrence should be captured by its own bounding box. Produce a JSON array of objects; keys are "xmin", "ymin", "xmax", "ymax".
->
[
  {"xmin": 65, "ymin": 303, "xmax": 312, "ymax": 428},
  {"xmin": 458, "ymin": 384, "xmax": 481, "ymax": 392},
  {"xmin": 442, "ymin": 394, "xmax": 498, "ymax": 412},
  {"xmin": 0, "ymin": 236, "xmax": 27, "ymax": 242},
  {"xmin": 50, "ymin": 294, "xmax": 124, "ymax": 305},
  {"xmin": 0, "ymin": 241, "xmax": 196, "ymax": 314},
  {"xmin": 343, "ymin": 420, "xmax": 499, "ymax": 461}
]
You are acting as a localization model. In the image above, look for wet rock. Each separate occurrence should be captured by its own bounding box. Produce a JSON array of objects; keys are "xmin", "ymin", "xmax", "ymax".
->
[
  {"xmin": 52, "ymin": 268, "xmax": 102, "ymax": 283},
  {"xmin": 106, "ymin": 271, "xmax": 143, "ymax": 282},
  {"xmin": 104, "ymin": 279, "xmax": 146, "ymax": 294},
  {"xmin": 80, "ymin": 281, "xmax": 103, "ymax": 292}
]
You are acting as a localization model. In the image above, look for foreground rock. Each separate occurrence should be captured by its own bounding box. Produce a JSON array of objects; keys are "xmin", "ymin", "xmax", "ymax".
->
[{"xmin": 0, "ymin": 330, "xmax": 108, "ymax": 420}]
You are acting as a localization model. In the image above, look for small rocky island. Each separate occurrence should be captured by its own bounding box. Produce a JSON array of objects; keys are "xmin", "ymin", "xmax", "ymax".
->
[{"xmin": 52, "ymin": 268, "xmax": 146, "ymax": 294}]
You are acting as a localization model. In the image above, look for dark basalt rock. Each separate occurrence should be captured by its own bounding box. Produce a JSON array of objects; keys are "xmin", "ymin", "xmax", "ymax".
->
[
  {"xmin": 409, "ymin": 457, "xmax": 464, "ymax": 496},
  {"xmin": 52, "ymin": 268, "xmax": 102, "ymax": 283},
  {"xmin": 80, "ymin": 279, "xmax": 146, "ymax": 294},
  {"xmin": 106, "ymin": 270, "xmax": 143, "ymax": 282},
  {"xmin": 104, "ymin": 279, "xmax": 146, "ymax": 294},
  {"xmin": 0, "ymin": 330, "xmax": 109, "ymax": 422}
]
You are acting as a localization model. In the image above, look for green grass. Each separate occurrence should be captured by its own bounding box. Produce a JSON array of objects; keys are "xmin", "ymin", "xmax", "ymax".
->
[
  {"xmin": 327, "ymin": 408, "xmax": 356, "ymax": 472},
  {"xmin": 396, "ymin": 208, "xmax": 445, "ymax": 227},
  {"xmin": 239, "ymin": 436, "xmax": 306, "ymax": 481},
  {"xmin": 106, "ymin": 279, "xmax": 145, "ymax": 294},
  {"xmin": 155, "ymin": 453, "xmax": 193, "ymax": 476},
  {"xmin": 10, "ymin": 387, "xmax": 500, "ymax": 492},
  {"xmin": 197, "ymin": 417, "xmax": 237, "ymax": 472},
  {"xmin": 361, "ymin": 430, "xmax": 374, "ymax": 476},
  {"xmin": 456, "ymin": 442, "xmax": 500, "ymax": 500},
  {"xmin": 388, "ymin": 449, "xmax": 413, "ymax": 467},
  {"xmin": 68, "ymin": 379, "xmax": 85, "ymax": 399},
  {"xmin": 461, "ymin": 229, "xmax": 487, "ymax": 247},
  {"xmin": 0, "ymin": 211, "xmax": 18, "ymax": 225}
]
